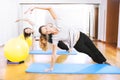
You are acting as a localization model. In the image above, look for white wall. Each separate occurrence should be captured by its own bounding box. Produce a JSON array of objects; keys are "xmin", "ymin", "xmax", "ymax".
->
[
  {"xmin": 89, "ymin": 5, "xmax": 95, "ymax": 37},
  {"xmin": 0, "ymin": 0, "xmax": 19, "ymax": 45},
  {"xmin": 117, "ymin": 2, "xmax": 120, "ymax": 48},
  {"xmin": 98, "ymin": 0, "xmax": 107, "ymax": 41}
]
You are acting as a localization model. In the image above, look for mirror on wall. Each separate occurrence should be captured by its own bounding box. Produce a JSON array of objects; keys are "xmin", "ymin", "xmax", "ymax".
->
[{"xmin": 19, "ymin": 4, "xmax": 99, "ymax": 39}]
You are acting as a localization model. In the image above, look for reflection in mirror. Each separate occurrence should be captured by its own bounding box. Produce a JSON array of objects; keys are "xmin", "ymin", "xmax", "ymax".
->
[{"xmin": 19, "ymin": 4, "xmax": 98, "ymax": 39}]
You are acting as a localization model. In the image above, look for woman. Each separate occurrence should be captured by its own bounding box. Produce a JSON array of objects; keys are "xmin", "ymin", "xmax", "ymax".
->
[
  {"xmin": 16, "ymin": 19, "xmax": 35, "ymax": 48},
  {"xmin": 25, "ymin": 7, "xmax": 110, "ymax": 71}
]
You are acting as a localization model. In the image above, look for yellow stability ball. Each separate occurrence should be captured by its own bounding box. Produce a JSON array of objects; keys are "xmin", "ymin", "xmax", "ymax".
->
[
  {"xmin": 19, "ymin": 34, "xmax": 32, "ymax": 47},
  {"xmin": 4, "ymin": 38, "xmax": 29, "ymax": 62}
]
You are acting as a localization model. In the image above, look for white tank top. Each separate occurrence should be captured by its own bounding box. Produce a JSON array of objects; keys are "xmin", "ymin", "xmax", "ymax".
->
[{"xmin": 52, "ymin": 20, "xmax": 80, "ymax": 49}]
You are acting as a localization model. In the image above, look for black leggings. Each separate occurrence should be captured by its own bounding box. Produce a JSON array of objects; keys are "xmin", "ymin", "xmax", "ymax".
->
[
  {"xmin": 57, "ymin": 41, "xmax": 69, "ymax": 51},
  {"xmin": 50, "ymin": 32, "xmax": 106, "ymax": 63},
  {"xmin": 74, "ymin": 32, "xmax": 106, "ymax": 63}
]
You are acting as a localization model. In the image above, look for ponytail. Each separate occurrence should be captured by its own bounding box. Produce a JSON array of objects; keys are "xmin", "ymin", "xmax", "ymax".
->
[{"xmin": 39, "ymin": 34, "xmax": 48, "ymax": 51}]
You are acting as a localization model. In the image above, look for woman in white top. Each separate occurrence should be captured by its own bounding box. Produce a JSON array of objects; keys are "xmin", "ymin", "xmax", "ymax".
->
[{"xmin": 25, "ymin": 7, "xmax": 110, "ymax": 72}]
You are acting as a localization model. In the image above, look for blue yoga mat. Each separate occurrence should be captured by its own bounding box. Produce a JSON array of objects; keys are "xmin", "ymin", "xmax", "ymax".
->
[
  {"xmin": 26, "ymin": 63, "xmax": 120, "ymax": 74},
  {"xmin": 29, "ymin": 50, "xmax": 77, "ymax": 55}
]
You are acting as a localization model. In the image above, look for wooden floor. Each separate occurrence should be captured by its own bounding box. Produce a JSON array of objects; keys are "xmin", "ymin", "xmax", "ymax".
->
[{"xmin": 0, "ymin": 41, "xmax": 120, "ymax": 80}]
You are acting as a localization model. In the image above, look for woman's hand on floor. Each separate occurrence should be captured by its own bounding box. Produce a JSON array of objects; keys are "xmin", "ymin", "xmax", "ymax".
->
[
  {"xmin": 45, "ymin": 67, "xmax": 54, "ymax": 72},
  {"xmin": 68, "ymin": 48, "xmax": 72, "ymax": 53}
]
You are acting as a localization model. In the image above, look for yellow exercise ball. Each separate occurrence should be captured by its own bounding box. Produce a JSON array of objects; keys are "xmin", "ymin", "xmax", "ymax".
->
[
  {"xmin": 19, "ymin": 34, "xmax": 32, "ymax": 47},
  {"xmin": 4, "ymin": 38, "xmax": 29, "ymax": 62}
]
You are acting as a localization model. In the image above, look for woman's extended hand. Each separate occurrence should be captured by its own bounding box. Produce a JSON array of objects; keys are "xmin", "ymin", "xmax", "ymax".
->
[
  {"xmin": 15, "ymin": 19, "xmax": 20, "ymax": 22},
  {"xmin": 68, "ymin": 48, "xmax": 72, "ymax": 53},
  {"xmin": 45, "ymin": 67, "xmax": 54, "ymax": 72},
  {"xmin": 24, "ymin": 7, "xmax": 34, "ymax": 14}
]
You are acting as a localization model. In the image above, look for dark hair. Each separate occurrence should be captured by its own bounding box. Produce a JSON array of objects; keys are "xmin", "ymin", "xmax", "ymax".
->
[
  {"xmin": 23, "ymin": 27, "xmax": 32, "ymax": 39},
  {"xmin": 38, "ymin": 25, "xmax": 45, "ymax": 35}
]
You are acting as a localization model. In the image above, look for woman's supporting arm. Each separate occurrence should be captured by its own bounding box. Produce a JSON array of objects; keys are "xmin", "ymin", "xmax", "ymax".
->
[{"xmin": 45, "ymin": 44, "xmax": 57, "ymax": 72}]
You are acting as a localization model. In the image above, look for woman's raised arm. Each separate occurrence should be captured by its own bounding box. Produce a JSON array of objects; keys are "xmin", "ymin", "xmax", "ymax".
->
[
  {"xmin": 15, "ymin": 18, "xmax": 35, "ymax": 26},
  {"xmin": 24, "ymin": 7, "xmax": 57, "ymax": 20}
]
